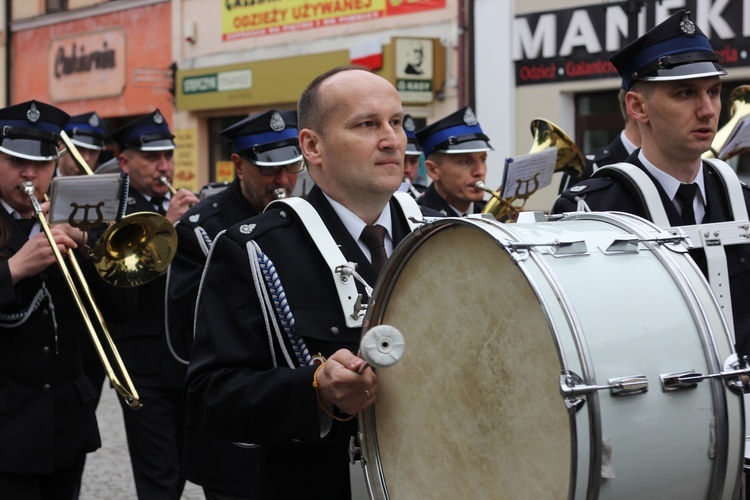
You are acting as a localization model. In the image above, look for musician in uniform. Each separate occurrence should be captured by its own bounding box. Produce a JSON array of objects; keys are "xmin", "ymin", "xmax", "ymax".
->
[
  {"xmin": 400, "ymin": 114, "xmax": 427, "ymax": 198},
  {"xmin": 109, "ymin": 110, "xmax": 199, "ymax": 499},
  {"xmin": 185, "ymin": 66, "xmax": 439, "ymax": 498},
  {"xmin": 553, "ymin": 10, "xmax": 750, "ymax": 358},
  {"xmin": 57, "ymin": 112, "xmax": 107, "ymax": 177},
  {"xmin": 0, "ymin": 100, "xmax": 103, "ymax": 499},
  {"xmin": 557, "ymin": 90, "xmax": 641, "ymax": 193},
  {"xmin": 416, "ymin": 106, "xmax": 493, "ymax": 216},
  {"xmin": 166, "ymin": 109, "xmax": 303, "ymax": 499}
]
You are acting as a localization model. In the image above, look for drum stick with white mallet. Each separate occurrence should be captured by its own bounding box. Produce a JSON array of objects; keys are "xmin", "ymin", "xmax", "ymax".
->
[{"xmin": 358, "ymin": 324, "xmax": 405, "ymax": 374}]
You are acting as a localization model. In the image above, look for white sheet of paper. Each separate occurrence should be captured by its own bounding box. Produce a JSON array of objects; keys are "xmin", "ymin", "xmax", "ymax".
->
[
  {"xmin": 719, "ymin": 115, "xmax": 750, "ymax": 159},
  {"xmin": 49, "ymin": 173, "xmax": 124, "ymax": 225},
  {"xmin": 501, "ymin": 147, "xmax": 557, "ymax": 199}
]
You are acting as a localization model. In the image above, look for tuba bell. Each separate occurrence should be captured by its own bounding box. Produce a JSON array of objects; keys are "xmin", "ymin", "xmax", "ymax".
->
[
  {"xmin": 703, "ymin": 84, "xmax": 750, "ymax": 160},
  {"xmin": 477, "ymin": 119, "xmax": 585, "ymax": 221}
]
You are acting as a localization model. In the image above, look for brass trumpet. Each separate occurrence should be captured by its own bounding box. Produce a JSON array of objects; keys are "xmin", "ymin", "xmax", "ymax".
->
[{"xmin": 22, "ymin": 181, "xmax": 141, "ymax": 409}]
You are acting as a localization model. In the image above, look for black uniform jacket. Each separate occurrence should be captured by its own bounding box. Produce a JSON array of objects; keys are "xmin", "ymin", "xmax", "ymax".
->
[
  {"xmin": 109, "ymin": 190, "xmax": 185, "ymax": 389},
  {"xmin": 185, "ymin": 186, "xmax": 436, "ymax": 498},
  {"xmin": 417, "ymin": 182, "xmax": 487, "ymax": 216},
  {"xmin": 167, "ymin": 179, "xmax": 258, "ymax": 363},
  {"xmin": 558, "ymin": 134, "xmax": 629, "ymax": 194},
  {"xmin": 0, "ymin": 211, "xmax": 102, "ymax": 473},
  {"xmin": 166, "ymin": 179, "xmax": 260, "ymax": 496},
  {"xmin": 553, "ymin": 153, "xmax": 750, "ymax": 357}
]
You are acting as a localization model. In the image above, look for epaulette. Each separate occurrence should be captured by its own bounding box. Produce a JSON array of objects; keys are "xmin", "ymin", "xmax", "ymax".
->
[
  {"xmin": 226, "ymin": 208, "xmax": 291, "ymax": 240},
  {"xmin": 585, "ymin": 146, "xmax": 614, "ymax": 165},
  {"xmin": 180, "ymin": 199, "xmax": 223, "ymax": 228},
  {"xmin": 561, "ymin": 174, "xmax": 617, "ymax": 199}
]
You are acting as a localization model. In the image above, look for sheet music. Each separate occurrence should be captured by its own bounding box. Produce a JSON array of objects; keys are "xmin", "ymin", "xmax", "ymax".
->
[
  {"xmin": 48, "ymin": 174, "xmax": 125, "ymax": 225},
  {"xmin": 718, "ymin": 114, "xmax": 750, "ymax": 159},
  {"xmin": 500, "ymin": 147, "xmax": 557, "ymax": 199}
]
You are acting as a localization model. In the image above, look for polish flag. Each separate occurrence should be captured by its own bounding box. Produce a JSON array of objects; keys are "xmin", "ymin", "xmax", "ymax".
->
[{"xmin": 349, "ymin": 39, "xmax": 383, "ymax": 70}]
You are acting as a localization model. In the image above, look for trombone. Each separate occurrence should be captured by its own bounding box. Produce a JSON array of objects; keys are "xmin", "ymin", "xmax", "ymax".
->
[{"xmin": 22, "ymin": 181, "xmax": 141, "ymax": 409}]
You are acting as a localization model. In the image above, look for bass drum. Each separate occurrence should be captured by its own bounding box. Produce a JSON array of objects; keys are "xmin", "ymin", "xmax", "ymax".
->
[{"xmin": 358, "ymin": 211, "xmax": 744, "ymax": 500}]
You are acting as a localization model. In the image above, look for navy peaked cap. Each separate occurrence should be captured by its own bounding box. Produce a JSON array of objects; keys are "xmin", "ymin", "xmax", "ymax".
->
[{"xmin": 0, "ymin": 100, "xmax": 69, "ymax": 161}]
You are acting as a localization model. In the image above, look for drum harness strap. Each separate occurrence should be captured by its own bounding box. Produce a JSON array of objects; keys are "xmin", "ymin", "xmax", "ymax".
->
[{"xmin": 590, "ymin": 160, "xmax": 749, "ymax": 342}]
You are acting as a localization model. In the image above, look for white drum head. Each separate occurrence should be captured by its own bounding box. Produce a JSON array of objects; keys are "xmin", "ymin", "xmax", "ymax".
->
[{"xmin": 362, "ymin": 223, "xmax": 571, "ymax": 498}]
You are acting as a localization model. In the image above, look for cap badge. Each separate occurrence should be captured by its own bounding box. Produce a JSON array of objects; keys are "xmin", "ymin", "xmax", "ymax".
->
[
  {"xmin": 239, "ymin": 223, "xmax": 256, "ymax": 235},
  {"xmin": 153, "ymin": 111, "xmax": 164, "ymax": 125},
  {"xmin": 680, "ymin": 14, "xmax": 696, "ymax": 36},
  {"xmin": 570, "ymin": 185, "xmax": 587, "ymax": 193},
  {"xmin": 404, "ymin": 115, "xmax": 416, "ymax": 132},
  {"xmin": 463, "ymin": 108, "xmax": 478, "ymax": 126},
  {"xmin": 189, "ymin": 214, "xmax": 200, "ymax": 223},
  {"xmin": 89, "ymin": 114, "xmax": 100, "ymax": 127},
  {"xmin": 26, "ymin": 103, "xmax": 40, "ymax": 123},
  {"xmin": 270, "ymin": 112, "xmax": 285, "ymax": 132}
]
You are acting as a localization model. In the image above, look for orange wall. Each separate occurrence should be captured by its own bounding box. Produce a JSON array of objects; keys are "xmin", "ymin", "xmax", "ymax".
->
[{"xmin": 12, "ymin": 2, "xmax": 173, "ymax": 122}]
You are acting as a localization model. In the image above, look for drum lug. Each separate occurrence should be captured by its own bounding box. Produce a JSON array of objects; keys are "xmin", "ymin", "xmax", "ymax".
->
[
  {"xmin": 600, "ymin": 236, "xmax": 640, "ymax": 254},
  {"xmin": 560, "ymin": 370, "xmax": 648, "ymax": 408},
  {"xmin": 659, "ymin": 354, "xmax": 750, "ymax": 393},
  {"xmin": 349, "ymin": 433, "xmax": 365, "ymax": 465}
]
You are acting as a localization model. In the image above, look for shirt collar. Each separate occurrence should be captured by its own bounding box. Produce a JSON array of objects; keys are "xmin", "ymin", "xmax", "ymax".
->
[
  {"xmin": 638, "ymin": 150, "xmax": 706, "ymax": 205},
  {"xmin": 620, "ymin": 130, "xmax": 638, "ymax": 155},
  {"xmin": 323, "ymin": 192, "xmax": 393, "ymax": 243}
]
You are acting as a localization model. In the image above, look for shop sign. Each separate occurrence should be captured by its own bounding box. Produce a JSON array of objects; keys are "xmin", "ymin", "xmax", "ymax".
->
[
  {"xmin": 394, "ymin": 37, "xmax": 434, "ymax": 103},
  {"xmin": 222, "ymin": 0, "xmax": 446, "ymax": 41},
  {"xmin": 48, "ymin": 29, "xmax": 126, "ymax": 102},
  {"xmin": 182, "ymin": 69, "xmax": 253, "ymax": 95},
  {"xmin": 512, "ymin": 1, "xmax": 750, "ymax": 86}
]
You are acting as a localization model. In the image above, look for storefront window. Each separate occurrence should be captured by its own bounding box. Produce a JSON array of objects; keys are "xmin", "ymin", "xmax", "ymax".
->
[
  {"xmin": 575, "ymin": 90, "xmax": 622, "ymax": 156},
  {"xmin": 208, "ymin": 116, "xmax": 244, "ymax": 183},
  {"xmin": 46, "ymin": 0, "xmax": 67, "ymax": 13}
]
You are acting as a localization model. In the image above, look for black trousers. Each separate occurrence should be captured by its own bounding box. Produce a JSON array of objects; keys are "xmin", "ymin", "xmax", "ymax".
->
[
  {"xmin": 0, "ymin": 455, "xmax": 84, "ymax": 500},
  {"xmin": 118, "ymin": 385, "xmax": 186, "ymax": 500}
]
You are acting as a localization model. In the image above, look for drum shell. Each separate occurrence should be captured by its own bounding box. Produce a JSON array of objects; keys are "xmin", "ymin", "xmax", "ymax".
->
[{"xmin": 359, "ymin": 212, "xmax": 744, "ymax": 500}]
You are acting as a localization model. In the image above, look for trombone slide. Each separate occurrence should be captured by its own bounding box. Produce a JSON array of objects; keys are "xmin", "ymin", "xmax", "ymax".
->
[{"xmin": 21, "ymin": 182, "xmax": 142, "ymax": 409}]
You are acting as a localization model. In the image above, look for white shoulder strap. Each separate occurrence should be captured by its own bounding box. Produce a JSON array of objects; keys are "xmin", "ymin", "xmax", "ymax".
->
[
  {"xmin": 392, "ymin": 190, "xmax": 423, "ymax": 232},
  {"xmin": 703, "ymin": 158, "xmax": 749, "ymax": 220},
  {"xmin": 598, "ymin": 162, "xmax": 671, "ymax": 228},
  {"xmin": 267, "ymin": 197, "xmax": 365, "ymax": 328}
]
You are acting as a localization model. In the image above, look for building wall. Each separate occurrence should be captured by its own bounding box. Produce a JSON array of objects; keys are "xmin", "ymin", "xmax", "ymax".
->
[
  {"xmin": 478, "ymin": 0, "xmax": 750, "ymax": 212},
  {"xmin": 10, "ymin": 1, "xmax": 173, "ymax": 121},
  {"xmin": 171, "ymin": 0, "xmax": 461, "ymax": 189}
]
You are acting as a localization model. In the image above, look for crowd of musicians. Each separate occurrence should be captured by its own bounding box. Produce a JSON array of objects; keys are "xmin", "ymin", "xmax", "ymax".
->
[{"xmin": 2, "ymin": 8, "xmax": 750, "ymax": 500}]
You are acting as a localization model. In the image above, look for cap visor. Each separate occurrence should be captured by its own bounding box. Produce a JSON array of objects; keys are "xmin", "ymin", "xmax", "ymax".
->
[
  {"xmin": 640, "ymin": 61, "xmax": 726, "ymax": 82},
  {"xmin": 244, "ymin": 145, "xmax": 303, "ymax": 166},
  {"xmin": 138, "ymin": 139, "xmax": 176, "ymax": 151},
  {"xmin": 439, "ymin": 139, "xmax": 493, "ymax": 154},
  {"xmin": 0, "ymin": 138, "xmax": 58, "ymax": 161},
  {"xmin": 71, "ymin": 137, "xmax": 105, "ymax": 151}
]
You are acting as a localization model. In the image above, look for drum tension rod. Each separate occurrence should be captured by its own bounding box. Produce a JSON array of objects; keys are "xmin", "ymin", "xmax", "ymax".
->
[
  {"xmin": 661, "ymin": 355, "xmax": 750, "ymax": 393},
  {"xmin": 560, "ymin": 370, "xmax": 648, "ymax": 410}
]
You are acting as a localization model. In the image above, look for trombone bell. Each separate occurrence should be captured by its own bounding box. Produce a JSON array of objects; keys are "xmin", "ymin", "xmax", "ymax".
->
[{"xmin": 90, "ymin": 212, "xmax": 178, "ymax": 287}]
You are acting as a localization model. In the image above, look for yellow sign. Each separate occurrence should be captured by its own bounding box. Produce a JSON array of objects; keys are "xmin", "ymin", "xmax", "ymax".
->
[
  {"xmin": 221, "ymin": 0, "xmax": 446, "ymax": 40},
  {"xmin": 174, "ymin": 129, "xmax": 199, "ymax": 192},
  {"xmin": 176, "ymin": 52, "xmax": 349, "ymax": 111},
  {"xmin": 216, "ymin": 161, "xmax": 235, "ymax": 184},
  {"xmin": 48, "ymin": 28, "xmax": 126, "ymax": 103}
]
